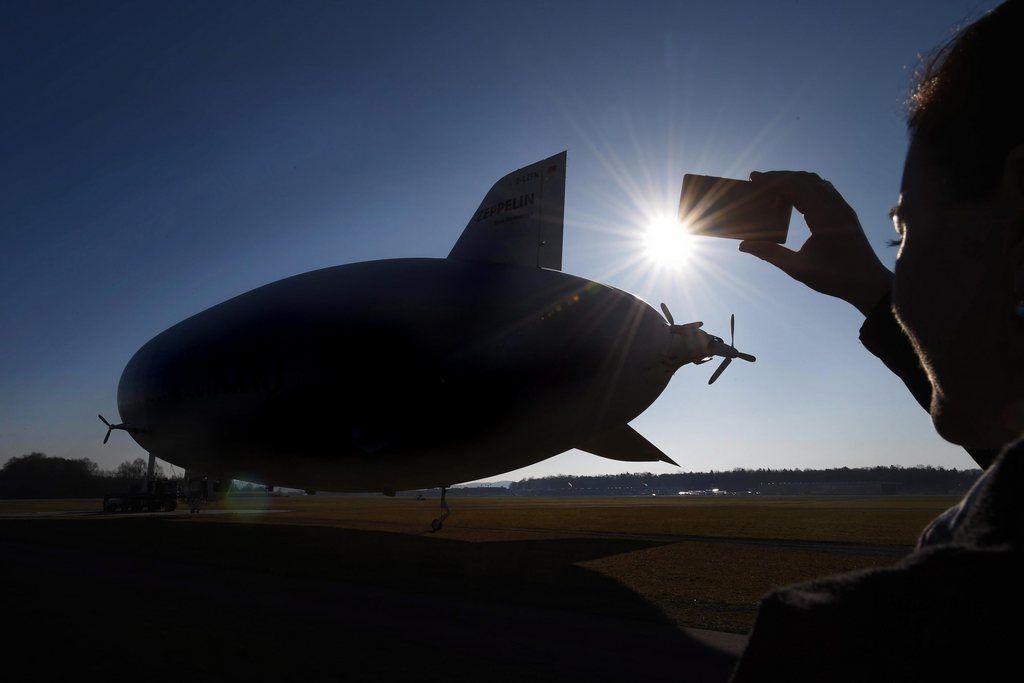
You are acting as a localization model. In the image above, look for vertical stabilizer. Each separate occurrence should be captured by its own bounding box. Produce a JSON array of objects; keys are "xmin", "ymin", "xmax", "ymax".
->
[{"xmin": 448, "ymin": 151, "xmax": 566, "ymax": 270}]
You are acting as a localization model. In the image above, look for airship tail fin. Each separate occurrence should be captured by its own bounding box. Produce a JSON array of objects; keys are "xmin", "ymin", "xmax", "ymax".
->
[
  {"xmin": 576, "ymin": 424, "xmax": 679, "ymax": 466},
  {"xmin": 448, "ymin": 151, "xmax": 566, "ymax": 270}
]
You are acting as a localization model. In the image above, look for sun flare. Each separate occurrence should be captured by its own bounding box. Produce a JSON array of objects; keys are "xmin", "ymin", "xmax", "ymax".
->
[{"xmin": 643, "ymin": 215, "xmax": 694, "ymax": 268}]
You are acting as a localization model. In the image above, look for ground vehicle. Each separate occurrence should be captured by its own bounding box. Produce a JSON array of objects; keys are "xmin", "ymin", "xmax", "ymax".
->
[{"xmin": 103, "ymin": 480, "xmax": 178, "ymax": 513}]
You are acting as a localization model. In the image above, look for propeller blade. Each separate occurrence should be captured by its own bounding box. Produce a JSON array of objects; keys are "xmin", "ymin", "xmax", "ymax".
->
[
  {"xmin": 660, "ymin": 303, "xmax": 674, "ymax": 326},
  {"xmin": 730, "ymin": 314, "xmax": 735, "ymax": 346},
  {"xmin": 736, "ymin": 351, "xmax": 756, "ymax": 363},
  {"xmin": 99, "ymin": 414, "xmax": 113, "ymax": 444},
  {"xmin": 708, "ymin": 357, "xmax": 732, "ymax": 385}
]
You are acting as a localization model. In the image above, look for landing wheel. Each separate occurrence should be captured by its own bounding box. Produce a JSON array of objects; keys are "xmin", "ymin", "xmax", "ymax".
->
[{"xmin": 429, "ymin": 486, "xmax": 451, "ymax": 532}]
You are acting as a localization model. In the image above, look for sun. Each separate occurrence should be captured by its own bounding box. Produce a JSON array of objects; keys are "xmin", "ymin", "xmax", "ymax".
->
[{"xmin": 643, "ymin": 215, "xmax": 694, "ymax": 268}]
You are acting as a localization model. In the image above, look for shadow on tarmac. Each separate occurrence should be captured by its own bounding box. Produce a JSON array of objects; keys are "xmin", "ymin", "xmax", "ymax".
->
[{"xmin": 2, "ymin": 516, "xmax": 739, "ymax": 681}]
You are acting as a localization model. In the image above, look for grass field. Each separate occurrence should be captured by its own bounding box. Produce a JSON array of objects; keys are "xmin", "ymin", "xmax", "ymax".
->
[{"xmin": 1, "ymin": 494, "xmax": 953, "ymax": 636}]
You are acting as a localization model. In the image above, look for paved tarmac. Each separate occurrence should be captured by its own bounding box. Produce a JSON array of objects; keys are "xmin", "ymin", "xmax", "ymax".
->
[{"xmin": 3, "ymin": 522, "xmax": 744, "ymax": 681}]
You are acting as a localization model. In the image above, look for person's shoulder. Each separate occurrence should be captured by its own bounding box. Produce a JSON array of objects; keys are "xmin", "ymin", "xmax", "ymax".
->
[
  {"xmin": 774, "ymin": 540, "xmax": 1020, "ymax": 606},
  {"xmin": 732, "ymin": 527, "xmax": 1023, "ymax": 682},
  {"xmin": 732, "ymin": 445, "xmax": 1024, "ymax": 681},
  {"xmin": 756, "ymin": 541, "xmax": 1018, "ymax": 621},
  {"xmin": 952, "ymin": 440, "xmax": 1024, "ymax": 547}
]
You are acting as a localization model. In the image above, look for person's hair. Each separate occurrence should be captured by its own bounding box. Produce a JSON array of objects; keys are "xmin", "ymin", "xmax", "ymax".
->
[{"xmin": 909, "ymin": 0, "xmax": 1023, "ymax": 199}]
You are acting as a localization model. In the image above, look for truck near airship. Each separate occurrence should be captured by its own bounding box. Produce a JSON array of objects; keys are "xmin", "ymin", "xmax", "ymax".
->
[{"xmin": 100, "ymin": 152, "xmax": 754, "ymax": 529}]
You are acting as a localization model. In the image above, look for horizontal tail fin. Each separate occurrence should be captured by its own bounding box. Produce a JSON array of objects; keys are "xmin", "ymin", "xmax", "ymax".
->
[{"xmin": 577, "ymin": 424, "xmax": 679, "ymax": 466}]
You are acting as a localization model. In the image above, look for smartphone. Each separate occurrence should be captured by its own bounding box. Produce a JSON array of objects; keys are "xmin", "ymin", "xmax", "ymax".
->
[{"xmin": 678, "ymin": 174, "xmax": 792, "ymax": 243}]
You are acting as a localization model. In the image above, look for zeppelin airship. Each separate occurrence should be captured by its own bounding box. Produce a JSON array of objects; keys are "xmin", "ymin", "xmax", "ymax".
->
[{"xmin": 101, "ymin": 152, "xmax": 753, "ymax": 528}]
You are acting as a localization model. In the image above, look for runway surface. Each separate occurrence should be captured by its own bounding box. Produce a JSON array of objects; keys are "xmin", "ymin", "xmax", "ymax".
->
[
  {"xmin": 2, "ymin": 495, "xmax": 945, "ymax": 680},
  {"xmin": 2, "ymin": 512, "xmax": 748, "ymax": 680},
  {"xmin": 5, "ymin": 537, "xmax": 741, "ymax": 681}
]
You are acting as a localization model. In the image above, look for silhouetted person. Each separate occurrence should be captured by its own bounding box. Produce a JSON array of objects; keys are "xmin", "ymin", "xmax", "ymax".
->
[{"xmin": 731, "ymin": 2, "xmax": 1024, "ymax": 679}]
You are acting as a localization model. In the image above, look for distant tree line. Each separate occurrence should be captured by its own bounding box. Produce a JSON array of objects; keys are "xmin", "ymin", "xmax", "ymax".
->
[
  {"xmin": 0, "ymin": 452, "xmax": 170, "ymax": 499},
  {"xmin": 508, "ymin": 466, "xmax": 983, "ymax": 496},
  {"xmin": 1, "ymin": 453, "xmax": 984, "ymax": 499}
]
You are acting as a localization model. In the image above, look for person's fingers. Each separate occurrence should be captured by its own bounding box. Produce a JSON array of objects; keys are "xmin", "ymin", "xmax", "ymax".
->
[
  {"xmin": 750, "ymin": 170, "xmax": 833, "ymax": 204},
  {"xmin": 738, "ymin": 240, "xmax": 801, "ymax": 277},
  {"xmin": 750, "ymin": 170, "xmax": 856, "ymax": 233}
]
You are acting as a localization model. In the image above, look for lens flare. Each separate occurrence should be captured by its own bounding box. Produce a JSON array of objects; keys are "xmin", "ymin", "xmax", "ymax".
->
[{"xmin": 643, "ymin": 215, "xmax": 693, "ymax": 268}]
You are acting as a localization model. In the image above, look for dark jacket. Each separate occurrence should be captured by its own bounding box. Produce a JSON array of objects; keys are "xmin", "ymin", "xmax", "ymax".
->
[{"xmin": 730, "ymin": 294, "xmax": 1023, "ymax": 681}]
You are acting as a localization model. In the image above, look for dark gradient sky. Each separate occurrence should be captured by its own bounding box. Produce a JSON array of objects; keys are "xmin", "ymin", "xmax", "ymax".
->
[{"xmin": 1, "ymin": 1, "xmax": 997, "ymax": 479}]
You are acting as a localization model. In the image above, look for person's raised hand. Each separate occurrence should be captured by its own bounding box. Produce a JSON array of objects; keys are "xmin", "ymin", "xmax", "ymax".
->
[{"xmin": 738, "ymin": 171, "xmax": 893, "ymax": 316}]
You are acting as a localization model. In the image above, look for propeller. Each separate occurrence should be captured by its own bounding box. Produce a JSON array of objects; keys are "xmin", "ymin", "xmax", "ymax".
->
[
  {"xmin": 707, "ymin": 315, "xmax": 736, "ymax": 385},
  {"xmin": 708, "ymin": 313, "xmax": 756, "ymax": 384},
  {"xmin": 99, "ymin": 414, "xmax": 126, "ymax": 444},
  {"xmin": 708, "ymin": 356, "xmax": 732, "ymax": 385},
  {"xmin": 707, "ymin": 314, "xmax": 737, "ymax": 385},
  {"xmin": 660, "ymin": 304, "xmax": 755, "ymax": 382}
]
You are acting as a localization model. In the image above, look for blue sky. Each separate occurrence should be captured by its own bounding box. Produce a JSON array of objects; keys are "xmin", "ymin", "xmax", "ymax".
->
[{"xmin": 1, "ymin": 0, "xmax": 998, "ymax": 480}]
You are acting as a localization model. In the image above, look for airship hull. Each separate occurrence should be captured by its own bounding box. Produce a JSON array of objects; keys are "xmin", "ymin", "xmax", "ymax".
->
[{"xmin": 117, "ymin": 257, "xmax": 675, "ymax": 491}]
